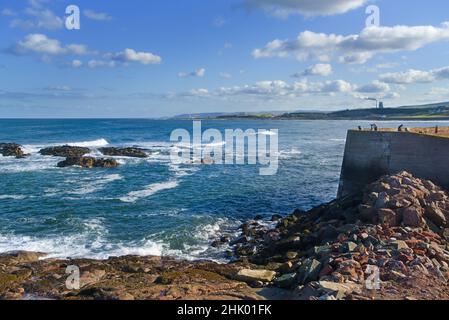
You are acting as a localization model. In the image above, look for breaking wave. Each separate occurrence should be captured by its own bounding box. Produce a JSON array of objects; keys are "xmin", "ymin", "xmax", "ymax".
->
[{"xmin": 119, "ymin": 180, "xmax": 180, "ymax": 203}]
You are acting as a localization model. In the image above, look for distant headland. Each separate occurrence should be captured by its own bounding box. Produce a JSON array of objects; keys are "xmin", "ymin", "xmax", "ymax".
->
[{"xmin": 170, "ymin": 101, "xmax": 449, "ymax": 121}]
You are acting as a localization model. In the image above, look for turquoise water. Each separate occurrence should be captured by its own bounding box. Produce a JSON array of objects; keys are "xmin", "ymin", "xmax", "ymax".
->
[{"xmin": 0, "ymin": 119, "xmax": 446, "ymax": 260}]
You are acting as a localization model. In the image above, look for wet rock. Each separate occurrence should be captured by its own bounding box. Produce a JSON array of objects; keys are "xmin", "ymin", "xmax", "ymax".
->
[
  {"xmin": 99, "ymin": 147, "xmax": 148, "ymax": 158},
  {"xmin": 342, "ymin": 242, "xmax": 358, "ymax": 253},
  {"xmin": 271, "ymin": 214, "xmax": 282, "ymax": 222},
  {"xmin": 211, "ymin": 236, "xmax": 230, "ymax": 248},
  {"xmin": 274, "ymin": 273, "xmax": 297, "ymax": 288},
  {"xmin": 0, "ymin": 143, "xmax": 27, "ymax": 158},
  {"xmin": 39, "ymin": 146, "xmax": 90, "ymax": 157},
  {"xmin": 335, "ymin": 260, "xmax": 363, "ymax": 282},
  {"xmin": 230, "ymin": 235, "xmax": 249, "ymax": 246},
  {"xmin": 425, "ymin": 205, "xmax": 447, "ymax": 227},
  {"xmin": 80, "ymin": 270, "xmax": 106, "ymax": 288},
  {"xmin": 235, "ymin": 269, "xmax": 276, "ymax": 283},
  {"xmin": 297, "ymin": 259, "xmax": 322, "ymax": 285},
  {"xmin": 286, "ymin": 251, "xmax": 298, "ymax": 260},
  {"xmin": 319, "ymin": 265, "xmax": 334, "ymax": 278},
  {"xmin": 57, "ymin": 157, "xmax": 119, "ymax": 168},
  {"xmin": 0, "ymin": 251, "xmax": 46, "ymax": 266},
  {"xmin": 317, "ymin": 281, "xmax": 360, "ymax": 299},
  {"xmin": 378, "ymin": 208, "xmax": 399, "ymax": 227},
  {"xmin": 402, "ymin": 206, "xmax": 425, "ymax": 228},
  {"xmin": 358, "ymin": 205, "xmax": 374, "ymax": 221},
  {"xmin": 390, "ymin": 240, "xmax": 409, "ymax": 251}
]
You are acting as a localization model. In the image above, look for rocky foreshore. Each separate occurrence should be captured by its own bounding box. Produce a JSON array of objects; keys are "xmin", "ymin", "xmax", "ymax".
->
[{"xmin": 1, "ymin": 172, "xmax": 449, "ymax": 300}]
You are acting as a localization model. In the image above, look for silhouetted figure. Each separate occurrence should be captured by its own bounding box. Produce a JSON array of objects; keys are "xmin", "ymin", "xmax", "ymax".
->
[
  {"xmin": 358, "ymin": 126, "xmax": 362, "ymax": 131},
  {"xmin": 436, "ymin": 126, "xmax": 439, "ymax": 134},
  {"xmin": 405, "ymin": 128, "xmax": 409, "ymax": 132},
  {"xmin": 370, "ymin": 124, "xmax": 378, "ymax": 131},
  {"xmin": 398, "ymin": 124, "xmax": 404, "ymax": 132}
]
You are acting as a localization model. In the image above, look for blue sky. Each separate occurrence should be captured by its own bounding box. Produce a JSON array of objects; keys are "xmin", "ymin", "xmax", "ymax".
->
[{"xmin": 1, "ymin": 0, "xmax": 449, "ymax": 118}]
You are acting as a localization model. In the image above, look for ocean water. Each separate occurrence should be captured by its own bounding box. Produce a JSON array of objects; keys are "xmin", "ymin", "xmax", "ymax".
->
[{"xmin": 0, "ymin": 119, "xmax": 446, "ymax": 261}]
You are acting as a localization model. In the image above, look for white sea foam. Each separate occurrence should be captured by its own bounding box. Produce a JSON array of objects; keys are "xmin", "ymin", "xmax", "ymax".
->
[
  {"xmin": 0, "ymin": 217, "xmax": 240, "ymax": 261},
  {"xmin": 258, "ymin": 130, "xmax": 277, "ymax": 136},
  {"xmin": 0, "ymin": 195, "xmax": 27, "ymax": 200},
  {"xmin": 67, "ymin": 138, "xmax": 109, "ymax": 148},
  {"xmin": 68, "ymin": 174, "xmax": 123, "ymax": 195},
  {"xmin": 0, "ymin": 232, "xmax": 173, "ymax": 260},
  {"xmin": 329, "ymin": 138, "xmax": 346, "ymax": 142},
  {"xmin": 169, "ymin": 163, "xmax": 199, "ymax": 177},
  {"xmin": 119, "ymin": 180, "xmax": 179, "ymax": 203},
  {"xmin": 279, "ymin": 147, "xmax": 302, "ymax": 159},
  {"xmin": 0, "ymin": 156, "xmax": 58, "ymax": 173}
]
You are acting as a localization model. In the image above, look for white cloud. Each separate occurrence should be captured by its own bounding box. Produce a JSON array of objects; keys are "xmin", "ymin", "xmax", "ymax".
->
[
  {"xmin": 12, "ymin": 34, "xmax": 88, "ymax": 56},
  {"xmin": 253, "ymin": 22, "xmax": 449, "ymax": 64},
  {"xmin": 214, "ymin": 17, "xmax": 226, "ymax": 27},
  {"xmin": 84, "ymin": 10, "xmax": 112, "ymax": 21},
  {"xmin": 292, "ymin": 63, "xmax": 333, "ymax": 77},
  {"xmin": 176, "ymin": 78, "xmax": 401, "ymax": 103},
  {"xmin": 10, "ymin": 7, "xmax": 63, "ymax": 30},
  {"xmin": 71, "ymin": 60, "xmax": 83, "ymax": 68},
  {"xmin": 428, "ymin": 87, "xmax": 449, "ymax": 97},
  {"xmin": 356, "ymin": 80, "xmax": 391, "ymax": 93},
  {"xmin": 45, "ymin": 85, "xmax": 72, "ymax": 92},
  {"xmin": 376, "ymin": 62, "xmax": 400, "ymax": 69},
  {"xmin": 379, "ymin": 66, "xmax": 449, "ymax": 84},
  {"xmin": 1, "ymin": 8, "xmax": 17, "ymax": 16},
  {"xmin": 189, "ymin": 88, "xmax": 210, "ymax": 96},
  {"xmin": 380, "ymin": 69, "xmax": 435, "ymax": 84},
  {"xmin": 66, "ymin": 44, "xmax": 89, "ymax": 56},
  {"xmin": 219, "ymin": 72, "xmax": 232, "ymax": 79},
  {"xmin": 244, "ymin": 0, "xmax": 367, "ymax": 18},
  {"xmin": 178, "ymin": 68, "xmax": 206, "ymax": 78},
  {"xmin": 189, "ymin": 79, "xmax": 356, "ymax": 99},
  {"xmin": 87, "ymin": 60, "xmax": 116, "ymax": 69},
  {"xmin": 112, "ymin": 48, "xmax": 162, "ymax": 65}
]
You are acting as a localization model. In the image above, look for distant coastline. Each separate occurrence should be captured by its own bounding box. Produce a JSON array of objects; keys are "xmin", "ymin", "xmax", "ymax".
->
[{"xmin": 170, "ymin": 101, "xmax": 449, "ymax": 121}]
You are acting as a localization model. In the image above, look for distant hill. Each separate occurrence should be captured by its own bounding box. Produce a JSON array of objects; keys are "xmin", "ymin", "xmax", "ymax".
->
[
  {"xmin": 170, "ymin": 111, "xmax": 287, "ymax": 120},
  {"xmin": 169, "ymin": 101, "xmax": 449, "ymax": 121},
  {"xmin": 397, "ymin": 101, "xmax": 449, "ymax": 109}
]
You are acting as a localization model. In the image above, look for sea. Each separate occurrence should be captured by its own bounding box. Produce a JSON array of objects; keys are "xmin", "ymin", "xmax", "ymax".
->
[{"xmin": 0, "ymin": 119, "xmax": 445, "ymax": 261}]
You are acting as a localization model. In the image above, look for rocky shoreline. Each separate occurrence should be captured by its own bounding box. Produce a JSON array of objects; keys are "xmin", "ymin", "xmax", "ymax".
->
[
  {"xmin": 1, "ymin": 171, "xmax": 449, "ymax": 300},
  {"xmin": 1, "ymin": 143, "xmax": 149, "ymax": 169}
]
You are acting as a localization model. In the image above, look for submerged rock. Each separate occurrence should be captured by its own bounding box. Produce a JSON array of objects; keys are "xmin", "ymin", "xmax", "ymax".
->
[
  {"xmin": 57, "ymin": 157, "xmax": 119, "ymax": 168},
  {"xmin": 99, "ymin": 147, "xmax": 148, "ymax": 158},
  {"xmin": 0, "ymin": 143, "xmax": 27, "ymax": 158},
  {"xmin": 40, "ymin": 146, "xmax": 90, "ymax": 158}
]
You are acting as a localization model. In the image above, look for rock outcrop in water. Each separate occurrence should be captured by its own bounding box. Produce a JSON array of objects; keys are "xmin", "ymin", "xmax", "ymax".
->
[
  {"xmin": 57, "ymin": 157, "xmax": 119, "ymax": 168},
  {"xmin": 99, "ymin": 147, "xmax": 148, "ymax": 158},
  {"xmin": 1, "ymin": 172, "xmax": 449, "ymax": 300},
  {"xmin": 39, "ymin": 146, "xmax": 91, "ymax": 158},
  {"xmin": 0, "ymin": 143, "xmax": 27, "ymax": 158}
]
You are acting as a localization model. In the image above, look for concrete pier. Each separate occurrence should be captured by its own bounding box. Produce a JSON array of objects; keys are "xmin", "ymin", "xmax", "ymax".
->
[{"xmin": 338, "ymin": 127, "xmax": 449, "ymax": 197}]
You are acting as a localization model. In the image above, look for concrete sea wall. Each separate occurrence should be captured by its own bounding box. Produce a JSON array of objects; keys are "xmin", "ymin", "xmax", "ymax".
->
[{"xmin": 338, "ymin": 130, "xmax": 449, "ymax": 197}]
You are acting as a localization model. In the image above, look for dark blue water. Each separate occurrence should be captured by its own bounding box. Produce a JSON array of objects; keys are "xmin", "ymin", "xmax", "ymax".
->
[{"xmin": 0, "ymin": 119, "xmax": 445, "ymax": 260}]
